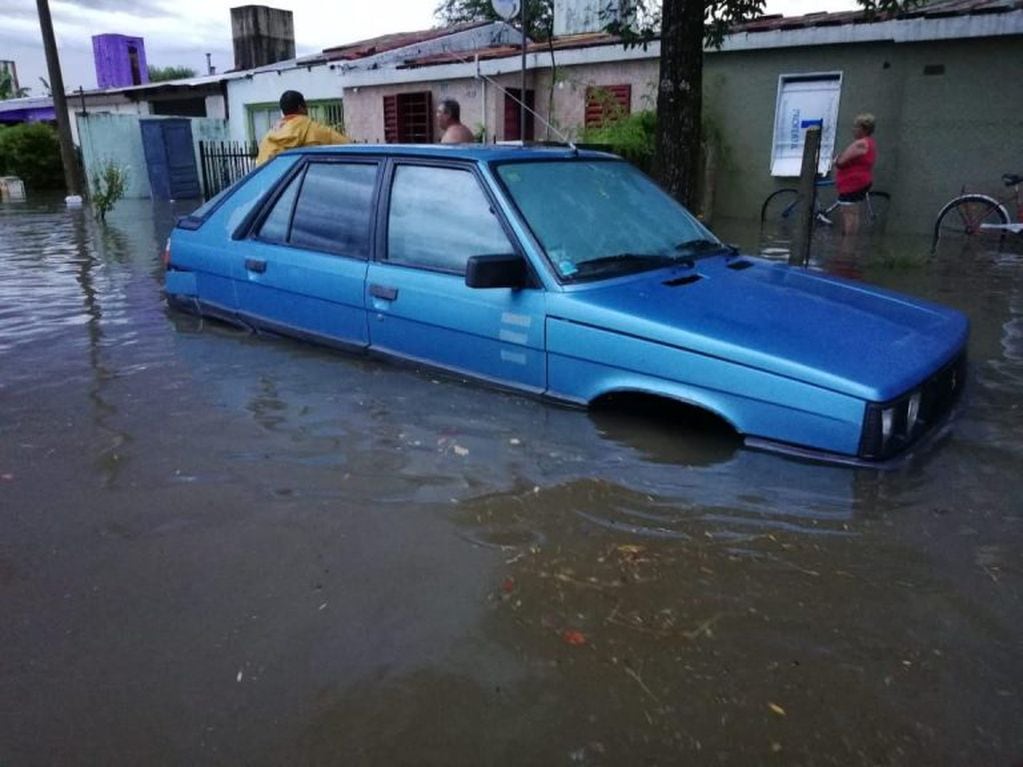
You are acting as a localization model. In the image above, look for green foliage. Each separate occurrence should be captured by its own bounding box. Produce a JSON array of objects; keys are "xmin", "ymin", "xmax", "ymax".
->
[
  {"xmin": 434, "ymin": 0, "xmax": 553, "ymax": 40},
  {"xmin": 580, "ymin": 106, "xmax": 727, "ymax": 174},
  {"xmin": 607, "ymin": 0, "xmax": 923, "ymax": 50},
  {"xmin": 91, "ymin": 161, "xmax": 128, "ymax": 221},
  {"xmin": 0, "ymin": 68, "xmax": 30, "ymax": 99},
  {"xmin": 0, "ymin": 122, "xmax": 64, "ymax": 190},
  {"xmin": 147, "ymin": 65, "xmax": 197, "ymax": 83},
  {"xmin": 580, "ymin": 109, "xmax": 657, "ymax": 172}
]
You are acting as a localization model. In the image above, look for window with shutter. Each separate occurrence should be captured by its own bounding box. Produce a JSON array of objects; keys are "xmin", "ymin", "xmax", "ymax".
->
[
  {"xmin": 383, "ymin": 95, "xmax": 398, "ymax": 144},
  {"xmin": 382, "ymin": 92, "xmax": 433, "ymax": 143},
  {"xmin": 584, "ymin": 85, "xmax": 631, "ymax": 128}
]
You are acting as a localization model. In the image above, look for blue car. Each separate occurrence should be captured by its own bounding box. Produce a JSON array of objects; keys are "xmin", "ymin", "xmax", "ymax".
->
[{"xmin": 164, "ymin": 145, "xmax": 968, "ymax": 466}]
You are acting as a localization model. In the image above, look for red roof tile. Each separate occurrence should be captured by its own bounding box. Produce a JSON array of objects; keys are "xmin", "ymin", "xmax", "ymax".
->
[{"xmin": 320, "ymin": 21, "xmax": 494, "ymax": 61}]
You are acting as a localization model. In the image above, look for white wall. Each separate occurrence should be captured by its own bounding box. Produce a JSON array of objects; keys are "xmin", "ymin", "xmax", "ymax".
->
[
  {"xmin": 226, "ymin": 64, "xmax": 344, "ymax": 142},
  {"xmin": 67, "ymin": 97, "xmax": 151, "ymax": 145},
  {"xmin": 205, "ymin": 94, "xmax": 227, "ymax": 120},
  {"xmin": 226, "ymin": 22, "xmax": 525, "ymax": 143}
]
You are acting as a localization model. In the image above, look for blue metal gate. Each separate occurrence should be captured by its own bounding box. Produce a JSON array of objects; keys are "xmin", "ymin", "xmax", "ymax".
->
[{"xmin": 140, "ymin": 119, "xmax": 201, "ymax": 200}]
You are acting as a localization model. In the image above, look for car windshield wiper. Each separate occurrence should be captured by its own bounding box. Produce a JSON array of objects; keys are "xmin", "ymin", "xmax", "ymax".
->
[
  {"xmin": 571, "ymin": 253, "xmax": 676, "ymax": 278},
  {"xmin": 674, "ymin": 238, "xmax": 732, "ymax": 256}
]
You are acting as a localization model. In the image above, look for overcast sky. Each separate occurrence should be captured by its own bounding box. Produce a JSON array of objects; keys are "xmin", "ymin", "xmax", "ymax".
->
[{"xmin": 1, "ymin": 0, "xmax": 859, "ymax": 96}]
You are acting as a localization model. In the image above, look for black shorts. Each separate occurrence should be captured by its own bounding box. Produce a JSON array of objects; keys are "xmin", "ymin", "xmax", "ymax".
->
[{"xmin": 838, "ymin": 184, "xmax": 872, "ymax": 203}]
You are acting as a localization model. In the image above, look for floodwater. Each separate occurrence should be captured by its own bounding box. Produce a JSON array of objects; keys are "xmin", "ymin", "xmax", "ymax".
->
[{"xmin": 1, "ymin": 196, "xmax": 1021, "ymax": 766}]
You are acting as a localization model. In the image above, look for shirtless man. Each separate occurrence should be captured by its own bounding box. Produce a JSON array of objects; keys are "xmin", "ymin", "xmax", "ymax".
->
[{"xmin": 436, "ymin": 99, "xmax": 475, "ymax": 144}]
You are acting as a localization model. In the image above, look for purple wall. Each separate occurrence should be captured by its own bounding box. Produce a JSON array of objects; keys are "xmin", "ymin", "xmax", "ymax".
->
[{"xmin": 92, "ymin": 34, "xmax": 149, "ymax": 89}]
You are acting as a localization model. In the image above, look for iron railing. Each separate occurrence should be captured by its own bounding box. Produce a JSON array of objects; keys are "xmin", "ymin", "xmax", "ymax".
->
[{"xmin": 198, "ymin": 140, "xmax": 257, "ymax": 201}]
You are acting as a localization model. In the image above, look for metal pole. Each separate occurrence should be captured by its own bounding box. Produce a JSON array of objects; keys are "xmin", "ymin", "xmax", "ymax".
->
[
  {"xmin": 520, "ymin": 0, "xmax": 526, "ymax": 143},
  {"xmin": 36, "ymin": 0, "xmax": 83, "ymax": 197},
  {"xmin": 791, "ymin": 124, "xmax": 822, "ymax": 267}
]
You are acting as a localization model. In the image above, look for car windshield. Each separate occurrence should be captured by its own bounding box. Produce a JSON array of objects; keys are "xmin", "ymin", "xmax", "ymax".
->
[{"xmin": 495, "ymin": 159, "xmax": 722, "ymax": 280}]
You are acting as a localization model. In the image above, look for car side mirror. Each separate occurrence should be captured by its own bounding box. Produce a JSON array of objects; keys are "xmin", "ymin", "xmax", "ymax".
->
[{"xmin": 465, "ymin": 253, "xmax": 528, "ymax": 289}]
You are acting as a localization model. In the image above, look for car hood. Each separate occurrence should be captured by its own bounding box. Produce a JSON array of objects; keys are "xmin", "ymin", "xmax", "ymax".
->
[{"xmin": 547, "ymin": 256, "xmax": 969, "ymax": 401}]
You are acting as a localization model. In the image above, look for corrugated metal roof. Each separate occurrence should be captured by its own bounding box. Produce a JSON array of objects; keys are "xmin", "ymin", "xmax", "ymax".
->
[
  {"xmin": 399, "ymin": 32, "xmax": 621, "ymax": 68},
  {"xmin": 318, "ymin": 21, "xmax": 495, "ymax": 61},
  {"xmin": 734, "ymin": 0, "xmax": 1023, "ymax": 33},
  {"xmin": 0, "ymin": 95, "xmax": 56, "ymax": 112},
  {"xmin": 394, "ymin": 0, "xmax": 1022, "ymax": 69},
  {"xmin": 72, "ymin": 70, "xmax": 247, "ymax": 98}
]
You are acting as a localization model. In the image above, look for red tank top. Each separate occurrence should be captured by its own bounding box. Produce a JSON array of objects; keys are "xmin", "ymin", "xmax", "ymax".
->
[{"xmin": 836, "ymin": 136, "xmax": 876, "ymax": 195}]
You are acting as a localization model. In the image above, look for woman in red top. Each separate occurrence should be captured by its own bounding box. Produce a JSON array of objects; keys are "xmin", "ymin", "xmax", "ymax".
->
[{"xmin": 833, "ymin": 113, "xmax": 877, "ymax": 235}]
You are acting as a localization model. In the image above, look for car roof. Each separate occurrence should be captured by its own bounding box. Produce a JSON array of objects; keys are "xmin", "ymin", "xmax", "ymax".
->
[{"xmin": 285, "ymin": 144, "xmax": 620, "ymax": 163}]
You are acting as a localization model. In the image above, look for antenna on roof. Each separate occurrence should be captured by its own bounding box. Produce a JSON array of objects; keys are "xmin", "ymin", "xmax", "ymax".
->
[{"xmin": 440, "ymin": 38, "xmax": 578, "ymax": 152}]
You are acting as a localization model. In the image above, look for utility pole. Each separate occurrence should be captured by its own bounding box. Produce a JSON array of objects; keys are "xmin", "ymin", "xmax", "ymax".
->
[
  {"xmin": 36, "ymin": 0, "xmax": 83, "ymax": 197},
  {"xmin": 520, "ymin": 0, "xmax": 526, "ymax": 143}
]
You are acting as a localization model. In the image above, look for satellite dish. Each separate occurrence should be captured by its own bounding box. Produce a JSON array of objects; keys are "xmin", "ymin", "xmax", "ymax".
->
[{"xmin": 491, "ymin": 0, "xmax": 520, "ymax": 20}]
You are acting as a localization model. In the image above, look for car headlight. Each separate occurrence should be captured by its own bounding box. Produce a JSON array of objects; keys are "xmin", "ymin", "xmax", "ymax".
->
[
  {"xmin": 906, "ymin": 392, "xmax": 921, "ymax": 432},
  {"xmin": 859, "ymin": 353, "xmax": 966, "ymax": 461},
  {"xmin": 861, "ymin": 390, "xmax": 922, "ymax": 459}
]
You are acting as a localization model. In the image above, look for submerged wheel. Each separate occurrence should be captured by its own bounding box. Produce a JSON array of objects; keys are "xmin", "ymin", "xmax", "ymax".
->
[
  {"xmin": 760, "ymin": 188, "xmax": 802, "ymax": 225},
  {"xmin": 932, "ymin": 194, "xmax": 1010, "ymax": 250}
]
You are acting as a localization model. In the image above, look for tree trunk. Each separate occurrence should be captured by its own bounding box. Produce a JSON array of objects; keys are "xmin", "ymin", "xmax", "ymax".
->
[{"xmin": 654, "ymin": 0, "xmax": 705, "ymax": 208}]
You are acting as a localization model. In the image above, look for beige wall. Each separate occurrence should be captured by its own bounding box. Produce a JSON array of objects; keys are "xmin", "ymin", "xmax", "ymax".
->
[
  {"xmin": 343, "ymin": 59, "xmax": 659, "ymax": 144},
  {"xmin": 538, "ymin": 59, "xmax": 658, "ymax": 140}
]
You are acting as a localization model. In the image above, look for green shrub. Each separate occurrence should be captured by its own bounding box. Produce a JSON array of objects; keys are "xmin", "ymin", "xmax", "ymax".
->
[
  {"xmin": 0, "ymin": 122, "xmax": 65, "ymax": 190},
  {"xmin": 91, "ymin": 160, "xmax": 128, "ymax": 221},
  {"xmin": 580, "ymin": 109, "xmax": 657, "ymax": 173}
]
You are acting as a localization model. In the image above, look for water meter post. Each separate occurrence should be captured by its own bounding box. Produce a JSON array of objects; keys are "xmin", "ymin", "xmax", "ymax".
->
[{"xmin": 792, "ymin": 122, "xmax": 823, "ymax": 267}]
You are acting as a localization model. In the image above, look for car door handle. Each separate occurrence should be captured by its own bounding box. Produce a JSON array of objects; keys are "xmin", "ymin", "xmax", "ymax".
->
[
  {"xmin": 245, "ymin": 258, "xmax": 267, "ymax": 273},
  {"xmin": 369, "ymin": 283, "xmax": 398, "ymax": 301}
]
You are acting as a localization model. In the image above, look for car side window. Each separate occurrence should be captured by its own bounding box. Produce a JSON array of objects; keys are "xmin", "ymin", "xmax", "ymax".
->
[
  {"xmin": 258, "ymin": 162, "xmax": 377, "ymax": 257},
  {"xmin": 387, "ymin": 165, "xmax": 513, "ymax": 273}
]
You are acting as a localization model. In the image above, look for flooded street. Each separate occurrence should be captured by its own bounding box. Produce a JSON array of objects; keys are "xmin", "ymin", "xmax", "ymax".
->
[{"xmin": 2, "ymin": 197, "xmax": 1021, "ymax": 765}]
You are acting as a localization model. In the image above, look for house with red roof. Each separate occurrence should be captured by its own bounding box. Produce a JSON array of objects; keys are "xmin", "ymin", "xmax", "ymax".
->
[{"xmin": 330, "ymin": 0, "xmax": 1022, "ymax": 231}]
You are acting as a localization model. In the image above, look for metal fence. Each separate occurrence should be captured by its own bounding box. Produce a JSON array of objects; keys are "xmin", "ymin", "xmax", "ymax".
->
[{"xmin": 198, "ymin": 140, "xmax": 257, "ymax": 201}]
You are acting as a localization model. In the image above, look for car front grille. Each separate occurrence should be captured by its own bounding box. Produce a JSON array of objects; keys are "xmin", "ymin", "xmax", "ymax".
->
[{"xmin": 858, "ymin": 351, "xmax": 967, "ymax": 461}]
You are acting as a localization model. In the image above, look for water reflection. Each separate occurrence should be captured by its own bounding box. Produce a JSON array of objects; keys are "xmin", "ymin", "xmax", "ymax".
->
[{"xmin": 2, "ymin": 199, "xmax": 1022, "ymax": 765}]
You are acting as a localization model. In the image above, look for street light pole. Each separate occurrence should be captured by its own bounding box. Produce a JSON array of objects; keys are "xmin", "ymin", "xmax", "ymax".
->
[
  {"xmin": 36, "ymin": 0, "xmax": 83, "ymax": 197},
  {"xmin": 520, "ymin": 0, "xmax": 526, "ymax": 143}
]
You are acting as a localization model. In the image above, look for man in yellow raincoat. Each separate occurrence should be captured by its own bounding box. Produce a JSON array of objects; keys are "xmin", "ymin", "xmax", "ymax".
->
[{"xmin": 255, "ymin": 90, "xmax": 350, "ymax": 165}]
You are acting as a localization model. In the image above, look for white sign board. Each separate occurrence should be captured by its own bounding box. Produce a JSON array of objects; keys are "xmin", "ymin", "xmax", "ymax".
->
[{"xmin": 770, "ymin": 73, "xmax": 842, "ymax": 177}]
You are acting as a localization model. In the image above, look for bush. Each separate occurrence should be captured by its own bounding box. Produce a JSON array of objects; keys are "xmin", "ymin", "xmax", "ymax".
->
[
  {"xmin": 579, "ymin": 110, "xmax": 657, "ymax": 174},
  {"xmin": 0, "ymin": 122, "xmax": 65, "ymax": 190},
  {"xmin": 91, "ymin": 160, "xmax": 128, "ymax": 221}
]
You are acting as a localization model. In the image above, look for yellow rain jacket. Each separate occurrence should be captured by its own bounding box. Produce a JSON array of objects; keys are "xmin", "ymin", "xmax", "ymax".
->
[{"xmin": 255, "ymin": 114, "xmax": 351, "ymax": 166}]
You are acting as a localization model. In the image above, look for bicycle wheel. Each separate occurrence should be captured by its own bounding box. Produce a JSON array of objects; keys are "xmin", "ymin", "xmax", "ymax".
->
[
  {"xmin": 863, "ymin": 190, "xmax": 891, "ymax": 232},
  {"xmin": 760, "ymin": 188, "xmax": 802, "ymax": 225},
  {"xmin": 932, "ymin": 194, "xmax": 1010, "ymax": 249}
]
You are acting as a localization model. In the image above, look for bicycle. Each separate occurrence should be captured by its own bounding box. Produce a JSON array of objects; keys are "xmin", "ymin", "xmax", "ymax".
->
[
  {"xmin": 760, "ymin": 177, "xmax": 891, "ymax": 231},
  {"xmin": 931, "ymin": 173, "xmax": 1023, "ymax": 251}
]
